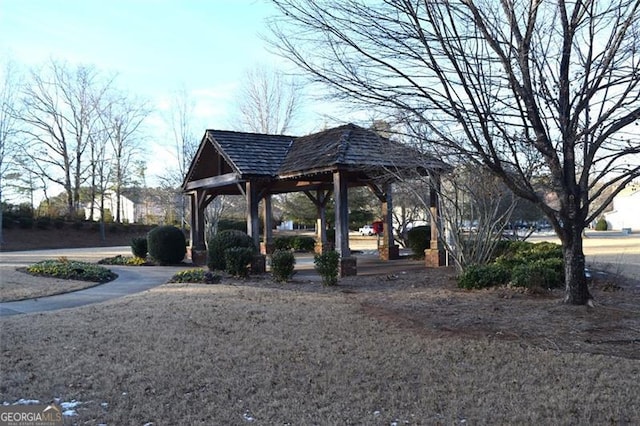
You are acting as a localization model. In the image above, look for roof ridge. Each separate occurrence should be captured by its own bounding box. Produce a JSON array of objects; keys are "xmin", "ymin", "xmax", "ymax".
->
[
  {"xmin": 207, "ymin": 128, "xmax": 297, "ymax": 138},
  {"xmin": 336, "ymin": 127, "xmax": 352, "ymax": 164}
]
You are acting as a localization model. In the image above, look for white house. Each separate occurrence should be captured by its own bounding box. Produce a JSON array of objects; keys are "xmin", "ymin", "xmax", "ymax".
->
[
  {"xmin": 85, "ymin": 191, "xmax": 137, "ymax": 223},
  {"xmin": 604, "ymin": 183, "xmax": 640, "ymax": 231}
]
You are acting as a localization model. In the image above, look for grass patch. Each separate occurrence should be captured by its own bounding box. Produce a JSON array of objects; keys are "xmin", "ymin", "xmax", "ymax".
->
[
  {"xmin": 1, "ymin": 271, "xmax": 639, "ymax": 424},
  {"xmin": 25, "ymin": 259, "xmax": 117, "ymax": 283}
]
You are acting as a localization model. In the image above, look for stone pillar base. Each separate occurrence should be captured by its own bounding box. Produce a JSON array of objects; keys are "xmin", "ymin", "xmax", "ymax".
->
[
  {"xmin": 378, "ymin": 245, "xmax": 400, "ymax": 261},
  {"xmin": 188, "ymin": 247, "xmax": 207, "ymax": 266},
  {"xmin": 260, "ymin": 242, "xmax": 275, "ymax": 255},
  {"xmin": 251, "ymin": 254, "xmax": 266, "ymax": 274},
  {"xmin": 340, "ymin": 256, "xmax": 357, "ymax": 277},
  {"xmin": 424, "ymin": 248, "xmax": 446, "ymax": 267}
]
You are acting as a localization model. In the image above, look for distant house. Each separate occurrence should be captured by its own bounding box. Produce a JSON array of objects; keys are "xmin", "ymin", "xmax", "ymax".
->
[
  {"xmin": 84, "ymin": 191, "xmax": 137, "ymax": 223},
  {"xmin": 604, "ymin": 183, "xmax": 640, "ymax": 231},
  {"xmin": 84, "ymin": 188, "xmax": 176, "ymax": 224}
]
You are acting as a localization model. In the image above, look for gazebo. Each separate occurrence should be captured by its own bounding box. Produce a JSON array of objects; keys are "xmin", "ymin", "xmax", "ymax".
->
[{"xmin": 182, "ymin": 123, "xmax": 448, "ymax": 275}]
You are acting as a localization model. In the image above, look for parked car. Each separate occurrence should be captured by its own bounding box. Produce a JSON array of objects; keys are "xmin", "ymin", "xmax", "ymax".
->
[{"xmin": 358, "ymin": 224, "xmax": 375, "ymax": 236}]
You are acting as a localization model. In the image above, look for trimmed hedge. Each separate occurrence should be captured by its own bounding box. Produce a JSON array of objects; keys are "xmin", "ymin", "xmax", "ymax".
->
[
  {"xmin": 224, "ymin": 247, "xmax": 255, "ymax": 277},
  {"xmin": 274, "ymin": 235, "xmax": 316, "ymax": 252},
  {"xmin": 207, "ymin": 230, "xmax": 257, "ymax": 271}
]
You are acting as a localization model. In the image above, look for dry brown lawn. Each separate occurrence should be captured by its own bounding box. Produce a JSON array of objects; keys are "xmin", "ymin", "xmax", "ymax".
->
[
  {"xmin": 0, "ymin": 268, "xmax": 100, "ymax": 302},
  {"xmin": 1, "ymin": 267, "xmax": 639, "ymax": 424}
]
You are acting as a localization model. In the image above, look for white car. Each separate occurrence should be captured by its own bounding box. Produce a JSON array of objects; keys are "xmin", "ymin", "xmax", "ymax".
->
[{"xmin": 358, "ymin": 225, "xmax": 375, "ymax": 236}]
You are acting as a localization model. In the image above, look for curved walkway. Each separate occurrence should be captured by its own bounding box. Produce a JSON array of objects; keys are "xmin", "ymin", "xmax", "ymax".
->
[{"xmin": 0, "ymin": 247, "xmax": 188, "ymax": 317}]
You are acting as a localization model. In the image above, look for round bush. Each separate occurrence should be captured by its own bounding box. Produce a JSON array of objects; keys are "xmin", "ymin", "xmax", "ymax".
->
[
  {"xmin": 131, "ymin": 236, "xmax": 148, "ymax": 259},
  {"xmin": 271, "ymin": 249, "xmax": 296, "ymax": 282},
  {"xmin": 595, "ymin": 218, "xmax": 608, "ymax": 231},
  {"xmin": 407, "ymin": 226, "xmax": 431, "ymax": 258},
  {"xmin": 224, "ymin": 247, "xmax": 255, "ymax": 277},
  {"xmin": 207, "ymin": 230, "xmax": 257, "ymax": 271},
  {"xmin": 147, "ymin": 225, "xmax": 186, "ymax": 265}
]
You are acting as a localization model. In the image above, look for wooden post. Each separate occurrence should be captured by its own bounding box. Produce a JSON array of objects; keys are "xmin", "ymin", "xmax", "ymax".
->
[
  {"xmin": 380, "ymin": 182, "xmax": 399, "ymax": 260},
  {"xmin": 425, "ymin": 173, "xmax": 446, "ymax": 267},
  {"xmin": 305, "ymin": 189, "xmax": 332, "ymax": 254},
  {"xmin": 245, "ymin": 181, "xmax": 260, "ymax": 249},
  {"xmin": 188, "ymin": 190, "xmax": 207, "ymax": 265},
  {"xmin": 333, "ymin": 171, "xmax": 356, "ymax": 276},
  {"xmin": 261, "ymin": 194, "xmax": 274, "ymax": 254}
]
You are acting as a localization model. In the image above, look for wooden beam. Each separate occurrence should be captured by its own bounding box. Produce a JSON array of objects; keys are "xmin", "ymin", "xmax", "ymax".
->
[{"xmin": 184, "ymin": 173, "xmax": 240, "ymax": 191}]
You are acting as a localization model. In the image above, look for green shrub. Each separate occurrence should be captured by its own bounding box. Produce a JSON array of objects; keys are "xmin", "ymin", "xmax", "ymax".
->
[
  {"xmin": 217, "ymin": 219, "xmax": 247, "ymax": 232},
  {"xmin": 168, "ymin": 268, "xmax": 221, "ymax": 284},
  {"xmin": 292, "ymin": 235, "xmax": 316, "ymax": 252},
  {"xmin": 131, "ymin": 236, "xmax": 148, "ymax": 259},
  {"xmin": 407, "ymin": 226, "xmax": 431, "ymax": 258},
  {"xmin": 595, "ymin": 218, "xmax": 608, "ymax": 231},
  {"xmin": 274, "ymin": 235, "xmax": 295, "ymax": 250},
  {"xmin": 26, "ymin": 259, "xmax": 117, "ymax": 283},
  {"xmin": 98, "ymin": 255, "xmax": 146, "ymax": 266},
  {"xmin": 494, "ymin": 241, "xmax": 562, "ymax": 268},
  {"xmin": 271, "ymin": 249, "xmax": 296, "ymax": 282},
  {"xmin": 147, "ymin": 225, "xmax": 187, "ymax": 265},
  {"xmin": 458, "ymin": 264, "xmax": 510, "ymax": 289},
  {"xmin": 207, "ymin": 230, "xmax": 257, "ymax": 271},
  {"xmin": 53, "ymin": 218, "xmax": 65, "ymax": 229},
  {"xmin": 224, "ymin": 247, "xmax": 255, "ymax": 277},
  {"xmin": 314, "ymin": 250, "xmax": 340, "ymax": 286},
  {"xmin": 511, "ymin": 258, "xmax": 564, "ymax": 289},
  {"xmin": 490, "ymin": 240, "xmax": 532, "ymax": 261}
]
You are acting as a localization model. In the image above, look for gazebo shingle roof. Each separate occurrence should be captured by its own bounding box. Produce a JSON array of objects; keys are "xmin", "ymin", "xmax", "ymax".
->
[
  {"xmin": 183, "ymin": 123, "xmax": 448, "ymax": 190},
  {"xmin": 205, "ymin": 130, "xmax": 294, "ymax": 176},
  {"xmin": 278, "ymin": 123, "xmax": 432, "ymax": 177}
]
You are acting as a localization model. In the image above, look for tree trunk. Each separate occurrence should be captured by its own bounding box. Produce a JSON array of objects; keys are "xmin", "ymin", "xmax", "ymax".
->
[{"xmin": 560, "ymin": 223, "xmax": 592, "ymax": 305}]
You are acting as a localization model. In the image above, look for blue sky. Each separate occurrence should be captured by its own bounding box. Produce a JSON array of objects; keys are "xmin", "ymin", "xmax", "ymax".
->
[
  {"xmin": 0, "ymin": 0, "xmax": 346, "ymax": 186},
  {"xmin": 1, "ymin": 0, "xmax": 297, "ymax": 126}
]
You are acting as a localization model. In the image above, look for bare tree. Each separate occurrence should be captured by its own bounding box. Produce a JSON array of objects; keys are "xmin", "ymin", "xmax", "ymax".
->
[
  {"xmin": 160, "ymin": 87, "xmax": 200, "ymax": 231},
  {"xmin": 0, "ymin": 60, "xmax": 21, "ymax": 243},
  {"xmin": 270, "ymin": 0, "xmax": 640, "ymax": 305},
  {"xmin": 233, "ymin": 64, "xmax": 302, "ymax": 134},
  {"xmin": 18, "ymin": 60, "xmax": 108, "ymax": 217},
  {"xmin": 99, "ymin": 91, "xmax": 149, "ymax": 222}
]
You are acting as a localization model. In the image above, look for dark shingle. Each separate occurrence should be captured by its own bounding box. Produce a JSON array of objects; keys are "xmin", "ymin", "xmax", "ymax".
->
[
  {"xmin": 278, "ymin": 123, "xmax": 443, "ymax": 176},
  {"xmin": 206, "ymin": 130, "xmax": 294, "ymax": 176}
]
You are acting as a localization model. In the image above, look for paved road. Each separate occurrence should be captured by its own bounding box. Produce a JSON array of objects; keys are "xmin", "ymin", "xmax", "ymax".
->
[{"xmin": 0, "ymin": 247, "xmax": 189, "ymax": 317}]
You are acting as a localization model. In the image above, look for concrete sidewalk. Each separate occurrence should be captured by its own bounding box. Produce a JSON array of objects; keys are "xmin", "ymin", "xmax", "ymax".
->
[{"xmin": 0, "ymin": 264, "xmax": 187, "ymax": 317}]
